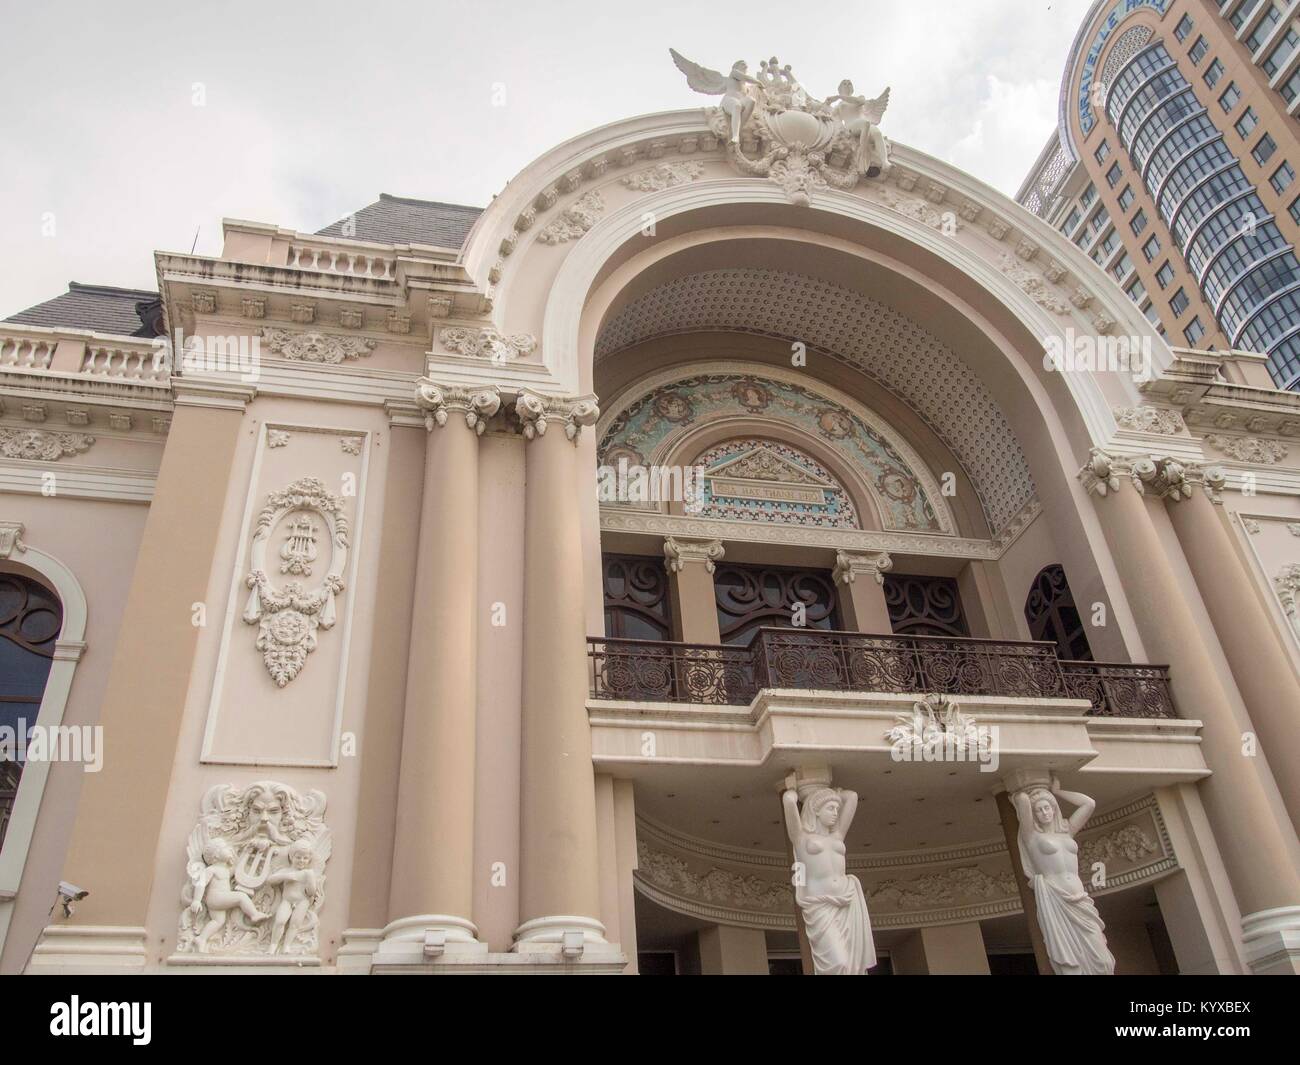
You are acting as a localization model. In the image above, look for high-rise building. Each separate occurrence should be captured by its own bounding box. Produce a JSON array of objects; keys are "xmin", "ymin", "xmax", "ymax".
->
[{"xmin": 1019, "ymin": 0, "xmax": 1300, "ymax": 389}]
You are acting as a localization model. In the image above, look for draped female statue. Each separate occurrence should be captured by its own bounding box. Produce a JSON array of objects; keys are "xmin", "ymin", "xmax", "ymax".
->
[
  {"xmin": 1012, "ymin": 775, "xmax": 1115, "ymax": 975},
  {"xmin": 782, "ymin": 785, "xmax": 875, "ymax": 974}
]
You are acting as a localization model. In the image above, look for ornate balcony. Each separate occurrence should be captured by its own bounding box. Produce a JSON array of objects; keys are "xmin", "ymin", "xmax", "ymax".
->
[{"xmin": 587, "ymin": 627, "xmax": 1177, "ymax": 719}]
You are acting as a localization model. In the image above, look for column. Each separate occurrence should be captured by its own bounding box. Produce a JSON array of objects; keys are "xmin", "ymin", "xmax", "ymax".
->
[
  {"xmin": 379, "ymin": 381, "xmax": 500, "ymax": 962},
  {"xmin": 1165, "ymin": 467, "xmax": 1300, "ymax": 829},
  {"xmin": 664, "ymin": 536, "xmax": 723, "ymax": 643},
  {"xmin": 698, "ymin": 924, "xmax": 770, "ymax": 974},
  {"xmin": 832, "ymin": 550, "xmax": 893, "ymax": 633},
  {"xmin": 32, "ymin": 382, "xmax": 249, "ymax": 970},
  {"xmin": 1080, "ymin": 451, "xmax": 1300, "ymax": 974},
  {"xmin": 512, "ymin": 390, "xmax": 617, "ymax": 957}
]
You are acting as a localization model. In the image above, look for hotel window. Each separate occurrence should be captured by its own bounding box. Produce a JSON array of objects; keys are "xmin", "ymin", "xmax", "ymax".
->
[
  {"xmin": 1175, "ymin": 14, "xmax": 1194, "ymax": 42},
  {"xmin": 1204, "ymin": 59, "xmax": 1225, "ymax": 88},
  {"xmin": 1145, "ymin": 302, "xmax": 1162, "ymax": 325},
  {"xmin": 1170, "ymin": 287, "xmax": 1190, "ymax": 316},
  {"xmin": 1290, "ymin": 195, "xmax": 1300, "ymax": 224},
  {"xmin": 1231, "ymin": 0, "xmax": 1262, "ymax": 30},
  {"xmin": 1125, "ymin": 276, "xmax": 1147, "ymax": 303},
  {"xmin": 1095, "ymin": 141, "xmax": 1110, "ymax": 165},
  {"xmin": 1118, "ymin": 185, "xmax": 1135, "ymax": 211},
  {"xmin": 1106, "ymin": 161, "xmax": 1122, "ymax": 187},
  {"xmin": 1245, "ymin": 5, "xmax": 1282, "ymax": 54},
  {"xmin": 1189, "ymin": 36, "xmax": 1209, "ymax": 65},
  {"xmin": 1219, "ymin": 81, "xmax": 1242, "ymax": 112},
  {"xmin": 1236, "ymin": 107, "xmax": 1259, "ymax": 138},
  {"xmin": 1184, "ymin": 317, "xmax": 1207, "ymax": 345},
  {"xmin": 1254, "ymin": 132, "xmax": 1278, "ymax": 165},
  {"xmin": 1080, "ymin": 183, "xmax": 1097, "ymax": 209},
  {"xmin": 1282, "ymin": 66, "xmax": 1300, "ymax": 104},
  {"xmin": 1091, "ymin": 229, "xmax": 1120, "ymax": 263},
  {"xmin": 1131, "ymin": 209, "xmax": 1148, "ymax": 235},
  {"xmin": 1272, "ymin": 160, "xmax": 1295, "ymax": 193},
  {"xmin": 1143, "ymin": 234, "xmax": 1162, "ymax": 262},
  {"xmin": 1060, "ymin": 206, "xmax": 1082, "ymax": 234},
  {"xmin": 1263, "ymin": 28, "xmax": 1299, "ymax": 77},
  {"xmin": 1112, "ymin": 252, "xmax": 1134, "ymax": 281},
  {"xmin": 1156, "ymin": 261, "xmax": 1175, "ymax": 288}
]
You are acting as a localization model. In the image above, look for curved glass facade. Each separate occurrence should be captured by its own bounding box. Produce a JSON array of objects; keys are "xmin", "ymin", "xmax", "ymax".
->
[{"xmin": 1106, "ymin": 41, "xmax": 1300, "ymax": 389}]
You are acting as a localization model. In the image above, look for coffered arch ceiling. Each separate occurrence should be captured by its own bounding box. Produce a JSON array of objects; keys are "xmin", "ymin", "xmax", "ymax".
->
[{"xmin": 594, "ymin": 267, "xmax": 1036, "ymax": 534}]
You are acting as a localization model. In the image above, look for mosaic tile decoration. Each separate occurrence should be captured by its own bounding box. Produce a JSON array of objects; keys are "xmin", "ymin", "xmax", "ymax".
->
[
  {"xmin": 599, "ymin": 372, "xmax": 941, "ymax": 532},
  {"xmin": 691, "ymin": 438, "xmax": 859, "ymax": 529}
]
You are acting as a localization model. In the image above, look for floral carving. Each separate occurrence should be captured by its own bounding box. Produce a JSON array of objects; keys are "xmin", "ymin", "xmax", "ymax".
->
[
  {"xmin": 1203, "ymin": 434, "xmax": 1288, "ymax": 464},
  {"xmin": 537, "ymin": 191, "xmax": 604, "ymax": 244},
  {"xmin": 636, "ymin": 840, "xmax": 791, "ymax": 911},
  {"xmin": 267, "ymin": 430, "xmax": 290, "ymax": 448},
  {"xmin": 868, "ymin": 865, "xmax": 1017, "ymax": 910},
  {"xmin": 1275, "ymin": 563, "xmax": 1300, "ymax": 633},
  {"xmin": 438, "ymin": 326, "xmax": 537, "ymax": 362},
  {"xmin": 621, "ymin": 161, "xmax": 705, "ymax": 191},
  {"xmin": 176, "ymin": 782, "xmax": 331, "ymax": 958},
  {"xmin": 243, "ymin": 478, "xmax": 349, "ymax": 686},
  {"xmin": 340, "ymin": 437, "xmax": 362, "ymax": 455},
  {"xmin": 0, "ymin": 429, "xmax": 94, "ymax": 461},
  {"xmin": 1079, "ymin": 825, "xmax": 1158, "ymax": 868},
  {"xmin": 997, "ymin": 253, "xmax": 1070, "ymax": 314},
  {"xmin": 260, "ymin": 328, "xmax": 376, "ymax": 364}
]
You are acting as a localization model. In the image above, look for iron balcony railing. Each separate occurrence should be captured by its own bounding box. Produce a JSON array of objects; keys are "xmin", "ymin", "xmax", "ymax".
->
[{"xmin": 587, "ymin": 627, "xmax": 1177, "ymax": 719}]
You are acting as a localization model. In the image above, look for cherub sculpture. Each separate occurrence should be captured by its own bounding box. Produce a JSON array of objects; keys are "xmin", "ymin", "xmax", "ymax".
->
[
  {"xmin": 669, "ymin": 48, "xmax": 760, "ymax": 144},
  {"xmin": 826, "ymin": 80, "xmax": 892, "ymax": 176},
  {"xmin": 266, "ymin": 836, "xmax": 324, "ymax": 954},
  {"xmin": 186, "ymin": 839, "xmax": 270, "ymax": 954}
]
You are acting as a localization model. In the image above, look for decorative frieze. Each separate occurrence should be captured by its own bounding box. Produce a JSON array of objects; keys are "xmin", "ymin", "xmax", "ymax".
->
[
  {"xmin": 1203, "ymin": 434, "xmax": 1288, "ymax": 464},
  {"xmin": 537, "ymin": 190, "xmax": 605, "ymax": 244},
  {"xmin": 414, "ymin": 380, "xmax": 502, "ymax": 435},
  {"xmin": 663, "ymin": 535, "xmax": 725, "ymax": 574},
  {"xmin": 175, "ymin": 782, "xmax": 331, "ymax": 959},
  {"xmin": 515, "ymin": 391, "xmax": 600, "ymax": 443},
  {"xmin": 1113, "ymin": 406, "xmax": 1185, "ymax": 435},
  {"xmin": 242, "ymin": 477, "xmax": 350, "ymax": 687},
  {"xmin": 0, "ymin": 428, "xmax": 94, "ymax": 461},
  {"xmin": 438, "ymin": 326, "xmax": 537, "ymax": 363},
  {"xmin": 260, "ymin": 328, "xmax": 377, "ymax": 364},
  {"xmin": 620, "ymin": 160, "xmax": 705, "ymax": 191},
  {"xmin": 997, "ymin": 253, "xmax": 1070, "ymax": 314},
  {"xmin": 832, "ymin": 548, "xmax": 892, "ymax": 585}
]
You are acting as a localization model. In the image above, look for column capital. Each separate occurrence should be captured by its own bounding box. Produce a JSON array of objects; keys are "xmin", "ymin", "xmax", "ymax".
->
[
  {"xmin": 1078, "ymin": 448, "xmax": 1224, "ymax": 503},
  {"xmin": 832, "ymin": 549, "xmax": 893, "ymax": 585},
  {"xmin": 414, "ymin": 379, "xmax": 502, "ymax": 435},
  {"xmin": 514, "ymin": 390, "xmax": 600, "ymax": 443},
  {"xmin": 663, "ymin": 536, "xmax": 724, "ymax": 574}
]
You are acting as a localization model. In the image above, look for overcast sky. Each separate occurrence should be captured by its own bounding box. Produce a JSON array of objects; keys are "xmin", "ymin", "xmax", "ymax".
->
[{"xmin": 0, "ymin": 0, "xmax": 1095, "ymax": 317}]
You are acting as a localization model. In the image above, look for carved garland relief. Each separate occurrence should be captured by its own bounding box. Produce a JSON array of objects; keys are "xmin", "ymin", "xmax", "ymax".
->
[{"xmin": 242, "ymin": 477, "xmax": 350, "ymax": 686}]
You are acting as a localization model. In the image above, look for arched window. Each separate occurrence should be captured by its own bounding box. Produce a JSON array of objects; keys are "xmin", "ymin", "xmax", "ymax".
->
[
  {"xmin": 0, "ymin": 571, "xmax": 63, "ymax": 849},
  {"xmin": 714, "ymin": 563, "xmax": 840, "ymax": 646},
  {"xmin": 1024, "ymin": 564, "xmax": 1094, "ymax": 661},
  {"xmin": 883, "ymin": 574, "xmax": 969, "ymax": 637},
  {"xmin": 602, "ymin": 554, "xmax": 672, "ymax": 640}
]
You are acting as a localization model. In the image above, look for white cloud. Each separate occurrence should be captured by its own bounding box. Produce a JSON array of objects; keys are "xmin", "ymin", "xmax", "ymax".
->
[{"xmin": 0, "ymin": 0, "xmax": 1097, "ymax": 317}]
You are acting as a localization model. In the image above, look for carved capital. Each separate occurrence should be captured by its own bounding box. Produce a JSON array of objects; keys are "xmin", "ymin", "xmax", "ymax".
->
[
  {"xmin": 1131, "ymin": 455, "xmax": 1195, "ymax": 502},
  {"xmin": 414, "ymin": 380, "xmax": 502, "ymax": 435},
  {"xmin": 832, "ymin": 549, "xmax": 893, "ymax": 585},
  {"xmin": 0, "ymin": 520, "xmax": 27, "ymax": 559},
  {"xmin": 1079, "ymin": 449, "xmax": 1197, "ymax": 502},
  {"xmin": 663, "ymin": 536, "xmax": 725, "ymax": 574},
  {"xmin": 515, "ymin": 391, "xmax": 600, "ymax": 443}
]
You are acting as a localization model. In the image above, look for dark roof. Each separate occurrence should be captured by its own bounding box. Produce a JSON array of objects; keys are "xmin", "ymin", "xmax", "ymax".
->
[
  {"xmin": 5, "ymin": 282, "xmax": 162, "ymax": 337},
  {"xmin": 315, "ymin": 193, "xmax": 482, "ymax": 248}
]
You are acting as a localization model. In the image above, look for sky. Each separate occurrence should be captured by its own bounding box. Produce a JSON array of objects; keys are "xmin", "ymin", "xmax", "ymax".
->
[{"xmin": 0, "ymin": 0, "xmax": 1097, "ymax": 318}]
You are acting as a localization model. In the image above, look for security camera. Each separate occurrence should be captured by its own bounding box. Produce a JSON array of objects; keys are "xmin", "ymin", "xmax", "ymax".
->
[{"xmin": 52, "ymin": 881, "xmax": 89, "ymax": 917}]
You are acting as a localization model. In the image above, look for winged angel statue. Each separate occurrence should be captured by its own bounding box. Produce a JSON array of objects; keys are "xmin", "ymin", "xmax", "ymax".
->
[
  {"xmin": 177, "ymin": 781, "xmax": 332, "ymax": 958},
  {"xmin": 670, "ymin": 49, "xmax": 891, "ymax": 203}
]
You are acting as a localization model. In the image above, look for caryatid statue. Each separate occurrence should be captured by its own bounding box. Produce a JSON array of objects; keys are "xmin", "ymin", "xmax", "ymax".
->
[
  {"xmin": 1010, "ymin": 773, "xmax": 1116, "ymax": 975},
  {"xmin": 782, "ymin": 773, "xmax": 876, "ymax": 974},
  {"xmin": 670, "ymin": 48, "xmax": 760, "ymax": 144}
]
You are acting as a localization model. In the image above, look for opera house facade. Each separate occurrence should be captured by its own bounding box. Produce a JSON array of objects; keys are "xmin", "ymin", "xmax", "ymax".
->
[{"xmin": 1, "ymin": 48, "xmax": 1298, "ymax": 976}]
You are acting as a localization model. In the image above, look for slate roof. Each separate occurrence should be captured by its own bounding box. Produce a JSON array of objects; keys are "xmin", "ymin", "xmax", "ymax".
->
[
  {"xmin": 315, "ymin": 193, "xmax": 483, "ymax": 248},
  {"xmin": 4, "ymin": 282, "xmax": 163, "ymax": 337}
]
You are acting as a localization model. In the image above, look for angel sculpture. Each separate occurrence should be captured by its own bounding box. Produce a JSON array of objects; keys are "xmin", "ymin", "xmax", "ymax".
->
[
  {"xmin": 266, "ymin": 837, "xmax": 325, "ymax": 954},
  {"xmin": 185, "ymin": 839, "xmax": 271, "ymax": 954},
  {"xmin": 826, "ymin": 80, "xmax": 892, "ymax": 176},
  {"xmin": 670, "ymin": 48, "xmax": 760, "ymax": 144}
]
